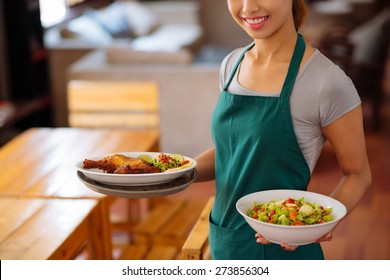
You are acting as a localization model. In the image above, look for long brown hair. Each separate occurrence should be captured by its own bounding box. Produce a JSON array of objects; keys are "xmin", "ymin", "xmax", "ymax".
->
[{"xmin": 292, "ymin": 0, "xmax": 308, "ymax": 29}]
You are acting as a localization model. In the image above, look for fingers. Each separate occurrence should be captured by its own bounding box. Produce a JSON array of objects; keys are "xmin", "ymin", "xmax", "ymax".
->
[
  {"xmin": 256, "ymin": 232, "xmax": 333, "ymax": 252},
  {"xmin": 255, "ymin": 233, "xmax": 271, "ymax": 245},
  {"xmin": 316, "ymin": 232, "xmax": 333, "ymax": 243},
  {"xmin": 255, "ymin": 233, "xmax": 298, "ymax": 251},
  {"xmin": 280, "ymin": 243, "xmax": 298, "ymax": 251}
]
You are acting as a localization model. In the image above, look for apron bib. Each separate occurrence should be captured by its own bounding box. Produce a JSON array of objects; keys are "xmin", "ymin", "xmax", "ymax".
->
[{"xmin": 210, "ymin": 34, "xmax": 324, "ymax": 260}]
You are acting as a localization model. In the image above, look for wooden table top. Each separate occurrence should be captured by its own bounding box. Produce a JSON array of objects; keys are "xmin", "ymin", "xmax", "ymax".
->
[
  {"xmin": 0, "ymin": 197, "xmax": 101, "ymax": 260},
  {"xmin": 0, "ymin": 127, "xmax": 160, "ymax": 198}
]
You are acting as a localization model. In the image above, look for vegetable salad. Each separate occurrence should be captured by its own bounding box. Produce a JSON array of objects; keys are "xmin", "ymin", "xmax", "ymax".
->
[
  {"xmin": 138, "ymin": 153, "xmax": 191, "ymax": 172},
  {"xmin": 247, "ymin": 197, "xmax": 334, "ymax": 226}
]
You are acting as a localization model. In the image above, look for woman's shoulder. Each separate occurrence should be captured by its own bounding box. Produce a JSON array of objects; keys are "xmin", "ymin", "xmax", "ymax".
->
[
  {"xmin": 305, "ymin": 49, "xmax": 336, "ymax": 72},
  {"xmin": 303, "ymin": 49, "xmax": 355, "ymax": 87},
  {"xmin": 300, "ymin": 49, "xmax": 361, "ymax": 127}
]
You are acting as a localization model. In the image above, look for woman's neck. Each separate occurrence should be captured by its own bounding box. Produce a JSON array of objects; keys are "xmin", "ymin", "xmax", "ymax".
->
[{"xmin": 250, "ymin": 26, "xmax": 298, "ymax": 65}]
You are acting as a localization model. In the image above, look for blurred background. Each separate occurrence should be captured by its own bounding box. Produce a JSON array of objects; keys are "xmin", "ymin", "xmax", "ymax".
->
[
  {"xmin": 0, "ymin": 0, "xmax": 389, "ymax": 259},
  {"xmin": 0, "ymin": 0, "xmax": 389, "ymax": 150}
]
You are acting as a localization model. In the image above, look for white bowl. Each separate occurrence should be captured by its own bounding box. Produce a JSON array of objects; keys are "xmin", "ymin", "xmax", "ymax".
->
[{"xmin": 236, "ymin": 189, "xmax": 347, "ymax": 245}]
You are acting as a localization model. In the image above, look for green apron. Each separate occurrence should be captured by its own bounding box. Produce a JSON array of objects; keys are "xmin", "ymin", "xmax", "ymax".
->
[{"xmin": 210, "ymin": 34, "xmax": 324, "ymax": 260}]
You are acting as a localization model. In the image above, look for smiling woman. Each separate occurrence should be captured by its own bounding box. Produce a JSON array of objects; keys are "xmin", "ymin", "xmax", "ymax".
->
[{"xmin": 193, "ymin": 0, "xmax": 371, "ymax": 260}]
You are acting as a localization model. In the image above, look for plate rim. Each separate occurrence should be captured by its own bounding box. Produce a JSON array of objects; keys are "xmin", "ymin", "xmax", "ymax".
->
[{"xmin": 77, "ymin": 169, "xmax": 197, "ymax": 198}]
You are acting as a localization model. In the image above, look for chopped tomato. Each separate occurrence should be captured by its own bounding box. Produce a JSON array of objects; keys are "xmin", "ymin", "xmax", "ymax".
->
[
  {"xmin": 289, "ymin": 209, "xmax": 298, "ymax": 220},
  {"xmin": 268, "ymin": 210, "xmax": 275, "ymax": 218},
  {"xmin": 286, "ymin": 198, "xmax": 295, "ymax": 204},
  {"xmin": 158, "ymin": 153, "xmax": 170, "ymax": 164},
  {"xmin": 292, "ymin": 220, "xmax": 304, "ymax": 226},
  {"xmin": 252, "ymin": 213, "xmax": 258, "ymax": 219}
]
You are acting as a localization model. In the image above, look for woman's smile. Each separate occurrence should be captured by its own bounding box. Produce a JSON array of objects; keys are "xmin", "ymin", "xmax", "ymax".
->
[{"xmin": 243, "ymin": 16, "xmax": 269, "ymax": 29}]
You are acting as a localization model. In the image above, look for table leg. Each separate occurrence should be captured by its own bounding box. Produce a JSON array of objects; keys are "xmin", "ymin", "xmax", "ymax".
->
[{"xmin": 88, "ymin": 199, "xmax": 112, "ymax": 259}]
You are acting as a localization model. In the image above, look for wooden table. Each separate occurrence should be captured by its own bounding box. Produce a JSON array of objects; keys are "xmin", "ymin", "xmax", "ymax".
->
[
  {"xmin": 0, "ymin": 197, "xmax": 104, "ymax": 260},
  {"xmin": 0, "ymin": 127, "xmax": 160, "ymax": 259}
]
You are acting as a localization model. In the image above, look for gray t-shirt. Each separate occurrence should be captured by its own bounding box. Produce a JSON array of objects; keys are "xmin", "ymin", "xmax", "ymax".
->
[{"xmin": 220, "ymin": 47, "xmax": 361, "ymax": 173}]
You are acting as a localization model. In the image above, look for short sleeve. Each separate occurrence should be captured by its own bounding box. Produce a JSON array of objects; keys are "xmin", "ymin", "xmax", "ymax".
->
[
  {"xmin": 219, "ymin": 48, "xmax": 246, "ymax": 90},
  {"xmin": 319, "ymin": 64, "xmax": 361, "ymax": 127}
]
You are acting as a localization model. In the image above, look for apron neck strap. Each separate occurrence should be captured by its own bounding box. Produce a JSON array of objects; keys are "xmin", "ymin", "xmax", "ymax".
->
[
  {"xmin": 223, "ymin": 42, "xmax": 255, "ymax": 91},
  {"xmin": 222, "ymin": 34, "xmax": 306, "ymax": 97},
  {"xmin": 280, "ymin": 33, "xmax": 306, "ymax": 100}
]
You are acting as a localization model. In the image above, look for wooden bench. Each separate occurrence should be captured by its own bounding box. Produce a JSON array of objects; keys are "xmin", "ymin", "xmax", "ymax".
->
[
  {"xmin": 132, "ymin": 198, "xmax": 185, "ymax": 244},
  {"xmin": 118, "ymin": 197, "xmax": 207, "ymax": 260},
  {"xmin": 152, "ymin": 199, "xmax": 207, "ymax": 247},
  {"xmin": 0, "ymin": 197, "xmax": 108, "ymax": 259},
  {"xmin": 181, "ymin": 196, "xmax": 214, "ymax": 260},
  {"xmin": 118, "ymin": 244, "xmax": 179, "ymax": 260}
]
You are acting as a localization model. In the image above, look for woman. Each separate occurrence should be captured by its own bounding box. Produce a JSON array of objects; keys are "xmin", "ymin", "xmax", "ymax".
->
[{"xmin": 195, "ymin": 0, "xmax": 371, "ymax": 260}]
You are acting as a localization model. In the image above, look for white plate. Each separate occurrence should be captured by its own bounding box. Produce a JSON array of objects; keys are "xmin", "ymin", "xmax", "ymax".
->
[
  {"xmin": 77, "ymin": 169, "xmax": 197, "ymax": 198},
  {"xmin": 76, "ymin": 152, "xmax": 197, "ymax": 186}
]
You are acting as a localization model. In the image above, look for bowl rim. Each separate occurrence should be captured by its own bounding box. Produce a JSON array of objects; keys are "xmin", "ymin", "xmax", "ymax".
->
[{"xmin": 236, "ymin": 189, "xmax": 347, "ymax": 229}]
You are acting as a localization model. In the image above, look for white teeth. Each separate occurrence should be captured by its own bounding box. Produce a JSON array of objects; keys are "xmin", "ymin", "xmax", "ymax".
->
[{"xmin": 246, "ymin": 17, "xmax": 267, "ymax": 24}]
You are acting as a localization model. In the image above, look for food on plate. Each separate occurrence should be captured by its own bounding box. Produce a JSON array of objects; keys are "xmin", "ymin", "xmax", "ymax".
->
[
  {"xmin": 137, "ymin": 154, "xmax": 153, "ymax": 163},
  {"xmin": 83, "ymin": 154, "xmax": 161, "ymax": 174},
  {"xmin": 142, "ymin": 153, "xmax": 191, "ymax": 172},
  {"xmin": 82, "ymin": 153, "xmax": 191, "ymax": 174},
  {"xmin": 247, "ymin": 197, "xmax": 334, "ymax": 226}
]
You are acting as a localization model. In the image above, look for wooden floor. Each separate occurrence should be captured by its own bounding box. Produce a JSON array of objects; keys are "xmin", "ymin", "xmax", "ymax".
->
[{"xmin": 111, "ymin": 98, "xmax": 390, "ymax": 260}]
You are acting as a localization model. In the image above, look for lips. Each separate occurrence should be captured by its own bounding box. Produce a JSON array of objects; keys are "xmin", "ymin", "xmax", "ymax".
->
[{"xmin": 244, "ymin": 16, "xmax": 269, "ymax": 29}]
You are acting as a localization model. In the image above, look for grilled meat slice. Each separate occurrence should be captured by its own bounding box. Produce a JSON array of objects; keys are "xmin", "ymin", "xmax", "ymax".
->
[{"xmin": 83, "ymin": 154, "xmax": 161, "ymax": 174}]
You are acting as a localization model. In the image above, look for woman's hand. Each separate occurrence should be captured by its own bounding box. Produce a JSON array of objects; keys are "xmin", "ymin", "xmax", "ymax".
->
[
  {"xmin": 255, "ymin": 231, "xmax": 333, "ymax": 251},
  {"xmin": 255, "ymin": 233, "xmax": 271, "ymax": 245},
  {"xmin": 255, "ymin": 233, "xmax": 299, "ymax": 251},
  {"xmin": 316, "ymin": 231, "xmax": 333, "ymax": 243}
]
